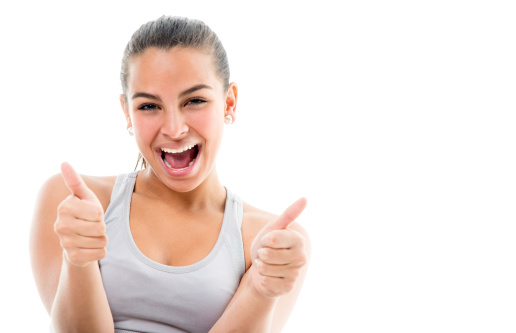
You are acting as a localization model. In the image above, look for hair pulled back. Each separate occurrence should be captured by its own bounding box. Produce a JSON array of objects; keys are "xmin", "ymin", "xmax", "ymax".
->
[
  {"xmin": 121, "ymin": 16, "xmax": 230, "ymax": 100},
  {"xmin": 120, "ymin": 16, "xmax": 231, "ymax": 169}
]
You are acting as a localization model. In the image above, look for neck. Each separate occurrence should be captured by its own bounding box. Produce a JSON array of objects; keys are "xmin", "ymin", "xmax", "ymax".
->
[{"xmin": 135, "ymin": 166, "xmax": 227, "ymax": 212}]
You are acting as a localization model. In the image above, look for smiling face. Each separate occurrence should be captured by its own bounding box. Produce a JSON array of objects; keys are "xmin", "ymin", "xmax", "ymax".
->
[{"xmin": 121, "ymin": 47, "xmax": 237, "ymax": 192}]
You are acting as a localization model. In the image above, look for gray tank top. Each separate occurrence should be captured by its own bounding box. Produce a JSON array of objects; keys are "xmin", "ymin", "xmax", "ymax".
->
[{"xmin": 99, "ymin": 171, "xmax": 246, "ymax": 333}]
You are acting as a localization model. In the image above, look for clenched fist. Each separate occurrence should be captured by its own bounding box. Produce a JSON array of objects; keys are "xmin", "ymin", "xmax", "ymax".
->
[
  {"xmin": 54, "ymin": 162, "xmax": 107, "ymax": 267},
  {"xmin": 250, "ymin": 198, "xmax": 308, "ymax": 298}
]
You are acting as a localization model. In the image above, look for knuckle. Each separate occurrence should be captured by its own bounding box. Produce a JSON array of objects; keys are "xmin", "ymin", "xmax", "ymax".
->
[
  {"xmin": 267, "ymin": 231, "xmax": 279, "ymax": 245},
  {"xmin": 258, "ymin": 248, "xmax": 269, "ymax": 261},
  {"xmin": 93, "ymin": 206, "xmax": 104, "ymax": 221},
  {"xmin": 53, "ymin": 221, "xmax": 61, "ymax": 234},
  {"xmin": 273, "ymin": 286, "xmax": 284, "ymax": 296},
  {"xmin": 285, "ymin": 279, "xmax": 296, "ymax": 292},
  {"xmin": 290, "ymin": 268, "xmax": 301, "ymax": 280},
  {"xmin": 266, "ymin": 235, "xmax": 274, "ymax": 246},
  {"xmin": 96, "ymin": 223, "xmax": 106, "ymax": 235},
  {"xmin": 260, "ymin": 275, "xmax": 269, "ymax": 286},
  {"xmin": 297, "ymin": 235, "xmax": 306, "ymax": 248},
  {"xmin": 57, "ymin": 201, "xmax": 71, "ymax": 216},
  {"xmin": 97, "ymin": 248, "xmax": 107, "ymax": 259},
  {"xmin": 296, "ymin": 252, "xmax": 307, "ymax": 266},
  {"xmin": 255, "ymin": 260, "xmax": 265, "ymax": 274},
  {"xmin": 54, "ymin": 220, "xmax": 69, "ymax": 234},
  {"xmin": 58, "ymin": 196, "xmax": 80, "ymax": 216},
  {"xmin": 60, "ymin": 238, "xmax": 73, "ymax": 249},
  {"xmin": 100, "ymin": 235, "xmax": 108, "ymax": 247}
]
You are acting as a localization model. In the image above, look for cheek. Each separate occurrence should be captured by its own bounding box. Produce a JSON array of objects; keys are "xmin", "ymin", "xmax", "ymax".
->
[
  {"xmin": 191, "ymin": 110, "xmax": 223, "ymax": 139},
  {"xmin": 133, "ymin": 115, "xmax": 159, "ymax": 143}
]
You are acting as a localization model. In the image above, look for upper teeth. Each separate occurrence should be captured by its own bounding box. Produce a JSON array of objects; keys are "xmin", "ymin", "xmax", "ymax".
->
[{"xmin": 161, "ymin": 144, "xmax": 196, "ymax": 154}]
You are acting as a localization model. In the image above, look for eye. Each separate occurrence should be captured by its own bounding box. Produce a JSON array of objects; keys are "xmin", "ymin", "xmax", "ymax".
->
[
  {"xmin": 185, "ymin": 98, "xmax": 207, "ymax": 107},
  {"xmin": 138, "ymin": 103, "xmax": 160, "ymax": 111}
]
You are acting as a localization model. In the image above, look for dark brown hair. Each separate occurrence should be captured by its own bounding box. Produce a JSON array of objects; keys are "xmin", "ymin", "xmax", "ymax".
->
[{"xmin": 120, "ymin": 16, "xmax": 230, "ymax": 170}]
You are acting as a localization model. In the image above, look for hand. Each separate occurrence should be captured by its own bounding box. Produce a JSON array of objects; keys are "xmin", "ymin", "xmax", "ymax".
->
[
  {"xmin": 54, "ymin": 162, "xmax": 107, "ymax": 267},
  {"xmin": 249, "ymin": 198, "xmax": 308, "ymax": 298}
]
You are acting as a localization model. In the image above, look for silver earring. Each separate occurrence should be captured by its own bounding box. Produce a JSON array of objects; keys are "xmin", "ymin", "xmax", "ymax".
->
[
  {"xmin": 224, "ymin": 115, "xmax": 233, "ymax": 125},
  {"xmin": 128, "ymin": 127, "xmax": 134, "ymax": 136}
]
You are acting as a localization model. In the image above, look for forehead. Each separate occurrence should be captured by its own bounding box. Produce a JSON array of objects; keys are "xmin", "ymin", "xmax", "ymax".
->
[{"xmin": 127, "ymin": 47, "xmax": 222, "ymax": 94}]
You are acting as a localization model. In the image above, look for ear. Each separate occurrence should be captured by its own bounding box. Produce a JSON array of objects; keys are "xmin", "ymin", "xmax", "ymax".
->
[
  {"xmin": 224, "ymin": 82, "xmax": 238, "ymax": 122},
  {"xmin": 120, "ymin": 94, "xmax": 132, "ymax": 129}
]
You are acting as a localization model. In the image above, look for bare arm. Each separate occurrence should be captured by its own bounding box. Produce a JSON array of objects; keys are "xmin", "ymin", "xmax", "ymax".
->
[
  {"xmin": 51, "ymin": 257, "xmax": 113, "ymax": 332},
  {"xmin": 210, "ymin": 199, "xmax": 311, "ymax": 333},
  {"xmin": 29, "ymin": 163, "xmax": 114, "ymax": 332}
]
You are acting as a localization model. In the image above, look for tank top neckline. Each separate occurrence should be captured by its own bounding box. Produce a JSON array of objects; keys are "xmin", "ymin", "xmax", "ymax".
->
[{"xmin": 121, "ymin": 170, "xmax": 235, "ymax": 274}]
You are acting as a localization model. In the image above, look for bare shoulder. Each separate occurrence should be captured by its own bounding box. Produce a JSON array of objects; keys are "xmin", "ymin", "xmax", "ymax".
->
[
  {"xmin": 241, "ymin": 201, "xmax": 277, "ymax": 237},
  {"xmin": 37, "ymin": 172, "xmax": 117, "ymax": 212}
]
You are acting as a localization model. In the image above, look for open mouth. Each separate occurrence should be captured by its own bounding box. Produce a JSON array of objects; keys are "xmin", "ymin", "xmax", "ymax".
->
[{"xmin": 161, "ymin": 144, "xmax": 200, "ymax": 171}]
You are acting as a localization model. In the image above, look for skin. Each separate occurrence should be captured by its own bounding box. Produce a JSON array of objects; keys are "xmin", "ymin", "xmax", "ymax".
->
[{"xmin": 30, "ymin": 46, "xmax": 310, "ymax": 333}]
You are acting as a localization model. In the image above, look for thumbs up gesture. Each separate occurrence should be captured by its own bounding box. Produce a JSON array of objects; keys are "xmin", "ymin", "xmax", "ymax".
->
[
  {"xmin": 54, "ymin": 162, "xmax": 108, "ymax": 267},
  {"xmin": 249, "ymin": 198, "xmax": 308, "ymax": 298}
]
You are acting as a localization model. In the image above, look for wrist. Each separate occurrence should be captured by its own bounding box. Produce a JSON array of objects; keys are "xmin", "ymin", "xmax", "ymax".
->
[
  {"xmin": 62, "ymin": 251, "xmax": 98, "ymax": 269},
  {"xmin": 62, "ymin": 253, "xmax": 99, "ymax": 276}
]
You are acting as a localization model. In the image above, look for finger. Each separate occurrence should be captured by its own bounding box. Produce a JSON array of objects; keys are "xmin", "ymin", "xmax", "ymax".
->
[
  {"xmin": 75, "ymin": 220, "xmax": 106, "ymax": 237},
  {"xmin": 59, "ymin": 196, "xmax": 104, "ymax": 222},
  {"xmin": 61, "ymin": 234, "xmax": 108, "ymax": 250},
  {"xmin": 258, "ymin": 248, "xmax": 306, "ymax": 266},
  {"xmin": 255, "ymin": 258, "xmax": 303, "ymax": 279},
  {"xmin": 55, "ymin": 218, "xmax": 106, "ymax": 237},
  {"xmin": 267, "ymin": 197, "xmax": 307, "ymax": 231},
  {"xmin": 76, "ymin": 235, "xmax": 108, "ymax": 249},
  {"xmin": 61, "ymin": 162, "xmax": 98, "ymax": 202},
  {"xmin": 255, "ymin": 259, "xmax": 289, "ymax": 278},
  {"xmin": 260, "ymin": 229, "xmax": 304, "ymax": 249},
  {"xmin": 61, "ymin": 235, "xmax": 107, "ymax": 253},
  {"xmin": 257, "ymin": 274, "xmax": 296, "ymax": 297}
]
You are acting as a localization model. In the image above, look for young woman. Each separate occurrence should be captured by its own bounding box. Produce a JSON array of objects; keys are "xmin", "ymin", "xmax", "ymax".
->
[{"xmin": 30, "ymin": 16, "xmax": 310, "ymax": 333}]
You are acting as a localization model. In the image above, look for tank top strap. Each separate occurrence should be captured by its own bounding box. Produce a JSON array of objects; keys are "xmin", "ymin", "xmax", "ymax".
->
[
  {"xmin": 223, "ymin": 187, "xmax": 246, "ymax": 279},
  {"xmin": 104, "ymin": 170, "xmax": 138, "ymax": 230}
]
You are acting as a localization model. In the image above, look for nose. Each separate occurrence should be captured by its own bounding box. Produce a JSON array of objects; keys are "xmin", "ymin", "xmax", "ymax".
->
[{"xmin": 161, "ymin": 109, "xmax": 188, "ymax": 139}]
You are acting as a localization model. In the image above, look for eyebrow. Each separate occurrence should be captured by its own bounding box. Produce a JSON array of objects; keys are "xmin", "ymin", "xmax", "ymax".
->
[
  {"xmin": 178, "ymin": 84, "xmax": 212, "ymax": 98},
  {"xmin": 131, "ymin": 84, "xmax": 212, "ymax": 101},
  {"xmin": 131, "ymin": 92, "xmax": 162, "ymax": 101}
]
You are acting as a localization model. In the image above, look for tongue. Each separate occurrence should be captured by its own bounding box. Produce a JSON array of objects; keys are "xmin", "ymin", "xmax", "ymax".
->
[{"xmin": 164, "ymin": 149, "xmax": 195, "ymax": 169}]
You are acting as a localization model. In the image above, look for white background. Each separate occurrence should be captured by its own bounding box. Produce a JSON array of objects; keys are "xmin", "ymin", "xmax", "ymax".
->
[{"xmin": 1, "ymin": 0, "xmax": 515, "ymax": 332}]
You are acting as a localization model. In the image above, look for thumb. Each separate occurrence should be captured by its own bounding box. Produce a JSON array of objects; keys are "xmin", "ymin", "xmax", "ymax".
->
[
  {"xmin": 268, "ymin": 197, "xmax": 307, "ymax": 231},
  {"xmin": 61, "ymin": 162, "xmax": 98, "ymax": 202}
]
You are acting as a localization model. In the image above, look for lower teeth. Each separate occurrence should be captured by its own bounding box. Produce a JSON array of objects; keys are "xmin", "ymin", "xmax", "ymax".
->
[{"xmin": 164, "ymin": 157, "xmax": 196, "ymax": 170}]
